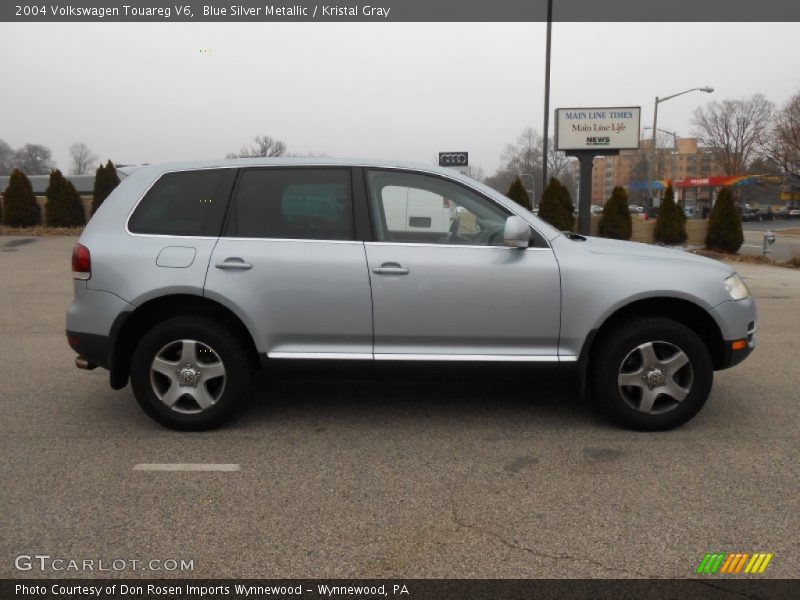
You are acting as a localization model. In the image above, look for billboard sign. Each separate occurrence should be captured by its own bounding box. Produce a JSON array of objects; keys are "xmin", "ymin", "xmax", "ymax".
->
[{"xmin": 555, "ymin": 107, "xmax": 641, "ymax": 151}]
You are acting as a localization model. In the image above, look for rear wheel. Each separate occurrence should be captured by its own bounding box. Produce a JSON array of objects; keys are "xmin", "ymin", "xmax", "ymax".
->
[
  {"xmin": 591, "ymin": 317, "xmax": 713, "ymax": 430},
  {"xmin": 130, "ymin": 316, "xmax": 253, "ymax": 430}
]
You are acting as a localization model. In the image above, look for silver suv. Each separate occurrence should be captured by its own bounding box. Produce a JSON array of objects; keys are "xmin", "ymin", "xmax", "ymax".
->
[{"xmin": 66, "ymin": 158, "xmax": 757, "ymax": 431}]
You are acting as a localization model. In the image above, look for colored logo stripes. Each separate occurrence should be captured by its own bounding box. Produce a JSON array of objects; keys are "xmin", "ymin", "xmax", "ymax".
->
[{"xmin": 696, "ymin": 553, "xmax": 773, "ymax": 574}]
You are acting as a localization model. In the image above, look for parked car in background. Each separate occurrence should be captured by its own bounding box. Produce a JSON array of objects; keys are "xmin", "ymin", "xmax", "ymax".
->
[
  {"xmin": 67, "ymin": 157, "xmax": 757, "ymax": 432},
  {"xmin": 773, "ymin": 207, "xmax": 788, "ymax": 219},
  {"xmin": 628, "ymin": 205, "xmax": 644, "ymax": 215},
  {"xmin": 591, "ymin": 204, "xmax": 603, "ymax": 216},
  {"xmin": 789, "ymin": 208, "xmax": 800, "ymax": 219},
  {"xmin": 741, "ymin": 208, "xmax": 774, "ymax": 222}
]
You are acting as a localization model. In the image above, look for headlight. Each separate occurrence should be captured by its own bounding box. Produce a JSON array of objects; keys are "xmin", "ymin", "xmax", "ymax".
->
[{"xmin": 724, "ymin": 273, "xmax": 750, "ymax": 301}]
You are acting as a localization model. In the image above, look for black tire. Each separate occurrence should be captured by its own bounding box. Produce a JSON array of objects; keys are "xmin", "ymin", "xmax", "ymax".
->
[
  {"xmin": 590, "ymin": 317, "xmax": 713, "ymax": 431},
  {"xmin": 130, "ymin": 316, "xmax": 253, "ymax": 430}
]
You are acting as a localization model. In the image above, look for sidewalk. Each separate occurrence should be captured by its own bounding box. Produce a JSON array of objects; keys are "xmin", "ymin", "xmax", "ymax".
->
[{"xmin": 740, "ymin": 228, "xmax": 800, "ymax": 262}]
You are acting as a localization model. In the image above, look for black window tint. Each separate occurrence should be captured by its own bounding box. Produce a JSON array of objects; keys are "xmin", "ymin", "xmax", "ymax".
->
[
  {"xmin": 129, "ymin": 169, "xmax": 234, "ymax": 236},
  {"xmin": 231, "ymin": 169, "xmax": 353, "ymax": 240}
]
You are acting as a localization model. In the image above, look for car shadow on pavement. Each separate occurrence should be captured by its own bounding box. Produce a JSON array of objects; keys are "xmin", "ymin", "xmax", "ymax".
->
[{"xmin": 236, "ymin": 362, "xmax": 608, "ymax": 430}]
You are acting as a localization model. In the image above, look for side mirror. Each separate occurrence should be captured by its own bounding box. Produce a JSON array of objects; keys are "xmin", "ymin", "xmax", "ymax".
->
[{"xmin": 503, "ymin": 215, "xmax": 531, "ymax": 248}]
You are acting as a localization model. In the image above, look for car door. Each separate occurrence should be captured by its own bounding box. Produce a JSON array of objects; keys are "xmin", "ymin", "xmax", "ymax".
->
[
  {"xmin": 363, "ymin": 169, "xmax": 561, "ymax": 360},
  {"xmin": 204, "ymin": 167, "xmax": 373, "ymax": 358}
]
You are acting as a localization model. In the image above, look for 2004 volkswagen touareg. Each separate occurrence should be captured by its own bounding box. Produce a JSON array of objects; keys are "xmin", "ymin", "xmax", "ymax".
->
[{"xmin": 66, "ymin": 158, "xmax": 757, "ymax": 431}]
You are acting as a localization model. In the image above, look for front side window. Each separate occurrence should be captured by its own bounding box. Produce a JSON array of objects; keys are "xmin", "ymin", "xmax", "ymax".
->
[
  {"xmin": 366, "ymin": 170, "xmax": 509, "ymax": 245},
  {"xmin": 229, "ymin": 169, "xmax": 353, "ymax": 240},
  {"xmin": 128, "ymin": 169, "xmax": 234, "ymax": 236}
]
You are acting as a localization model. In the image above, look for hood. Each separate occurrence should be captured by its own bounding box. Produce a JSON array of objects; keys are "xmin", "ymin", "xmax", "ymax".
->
[{"xmin": 573, "ymin": 235, "xmax": 733, "ymax": 272}]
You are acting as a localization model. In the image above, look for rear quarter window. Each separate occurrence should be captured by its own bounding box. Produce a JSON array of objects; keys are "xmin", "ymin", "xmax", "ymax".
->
[{"xmin": 128, "ymin": 169, "xmax": 235, "ymax": 236}]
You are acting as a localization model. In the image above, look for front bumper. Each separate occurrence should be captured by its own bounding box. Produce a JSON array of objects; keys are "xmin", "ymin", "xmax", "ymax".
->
[
  {"xmin": 713, "ymin": 297, "xmax": 757, "ymax": 370},
  {"xmin": 721, "ymin": 322, "xmax": 757, "ymax": 369}
]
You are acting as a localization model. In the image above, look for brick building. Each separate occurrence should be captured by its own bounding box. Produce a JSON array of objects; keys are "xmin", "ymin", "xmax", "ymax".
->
[{"xmin": 591, "ymin": 138, "xmax": 723, "ymax": 205}]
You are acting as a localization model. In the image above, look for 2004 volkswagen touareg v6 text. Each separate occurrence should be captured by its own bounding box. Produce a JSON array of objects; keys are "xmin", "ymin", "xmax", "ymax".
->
[{"xmin": 66, "ymin": 158, "xmax": 757, "ymax": 431}]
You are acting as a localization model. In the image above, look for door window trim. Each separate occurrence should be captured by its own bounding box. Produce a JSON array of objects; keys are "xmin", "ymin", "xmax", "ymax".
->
[{"xmin": 361, "ymin": 167, "xmax": 550, "ymax": 249}]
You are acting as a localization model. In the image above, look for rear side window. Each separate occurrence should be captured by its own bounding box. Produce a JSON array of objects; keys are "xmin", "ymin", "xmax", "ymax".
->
[
  {"xmin": 229, "ymin": 169, "xmax": 353, "ymax": 240},
  {"xmin": 128, "ymin": 169, "xmax": 234, "ymax": 236}
]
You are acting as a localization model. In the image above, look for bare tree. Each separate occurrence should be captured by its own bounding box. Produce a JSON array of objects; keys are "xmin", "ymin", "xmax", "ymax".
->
[
  {"xmin": 13, "ymin": 143, "xmax": 55, "ymax": 174},
  {"xmin": 763, "ymin": 92, "xmax": 800, "ymax": 178},
  {"xmin": 499, "ymin": 127, "xmax": 544, "ymax": 196},
  {"xmin": 691, "ymin": 94, "xmax": 774, "ymax": 175},
  {"xmin": 485, "ymin": 128, "xmax": 580, "ymax": 200},
  {"xmin": 483, "ymin": 167, "xmax": 518, "ymax": 196},
  {"xmin": 230, "ymin": 135, "xmax": 287, "ymax": 158},
  {"xmin": 0, "ymin": 139, "xmax": 14, "ymax": 175},
  {"xmin": 547, "ymin": 137, "xmax": 575, "ymax": 180},
  {"xmin": 549, "ymin": 141, "xmax": 578, "ymax": 201},
  {"xmin": 463, "ymin": 164, "xmax": 485, "ymax": 181},
  {"xmin": 68, "ymin": 142, "xmax": 98, "ymax": 175},
  {"xmin": 502, "ymin": 127, "xmax": 543, "ymax": 177}
]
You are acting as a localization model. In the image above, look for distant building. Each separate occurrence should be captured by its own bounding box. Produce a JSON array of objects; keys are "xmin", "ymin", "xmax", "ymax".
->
[
  {"xmin": 591, "ymin": 138, "xmax": 723, "ymax": 205},
  {"xmin": 0, "ymin": 174, "xmax": 95, "ymax": 196}
]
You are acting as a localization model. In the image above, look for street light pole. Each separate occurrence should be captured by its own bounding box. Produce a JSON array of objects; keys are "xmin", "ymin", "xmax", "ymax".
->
[
  {"xmin": 645, "ymin": 127, "xmax": 679, "ymax": 200},
  {"xmin": 645, "ymin": 127, "xmax": 678, "ymax": 148},
  {"xmin": 649, "ymin": 97, "xmax": 658, "ymax": 206},
  {"xmin": 647, "ymin": 86, "xmax": 713, "ymax": 208},
  {"xmin": 541, "ymin": 0, "xmax": 553, "ymax": 190}
]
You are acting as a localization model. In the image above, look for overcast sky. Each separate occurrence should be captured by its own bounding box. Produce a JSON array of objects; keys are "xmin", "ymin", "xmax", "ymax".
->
[{"xmin": 1, "ymin": 22, "xmax": 798, "ymax": 175}]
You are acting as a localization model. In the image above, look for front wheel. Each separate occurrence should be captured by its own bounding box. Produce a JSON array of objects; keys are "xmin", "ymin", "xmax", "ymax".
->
[
  {"xmin": 590, "ymin": 317, "xmax": 713, "ymax": 430},
  {"xmin": 130, "ymin": 316, "xmax": 253, "ymax": 430}
]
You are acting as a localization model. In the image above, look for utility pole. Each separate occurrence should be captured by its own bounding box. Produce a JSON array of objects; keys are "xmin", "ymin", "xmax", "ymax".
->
[{"xmin": 541, "ymin": 0, "xmax": 553, "ymax": 191}]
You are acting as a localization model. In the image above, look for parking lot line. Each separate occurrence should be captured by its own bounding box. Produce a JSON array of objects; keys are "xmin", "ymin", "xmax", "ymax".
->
[{"xmin": 133, "ymin": 463, "xmax": 241, "ymax": 472}]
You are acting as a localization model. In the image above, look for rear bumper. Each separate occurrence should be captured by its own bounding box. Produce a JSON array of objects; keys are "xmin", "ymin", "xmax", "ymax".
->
[
  {"xmin": 66, "ymin": 330, "xmax": 112, "ymax": 370},
  {"xmin": 66, "ymin": 285, "xmax": 134, "ymax": 376}
]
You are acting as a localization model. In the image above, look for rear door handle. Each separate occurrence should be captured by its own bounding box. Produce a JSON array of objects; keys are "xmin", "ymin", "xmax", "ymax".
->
[
  {"xmin": 373, "ymin": 262, "xmax": 409, "ymax": 275},
  {"xmin": 215, "ymin": 258, "xmax": 252, "ymax": 270}
]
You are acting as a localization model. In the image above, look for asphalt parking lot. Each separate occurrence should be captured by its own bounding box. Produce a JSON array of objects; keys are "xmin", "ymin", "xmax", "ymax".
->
[{"xmin": 1, "ymin": 236, "xmax": 798, "ymax": 579}]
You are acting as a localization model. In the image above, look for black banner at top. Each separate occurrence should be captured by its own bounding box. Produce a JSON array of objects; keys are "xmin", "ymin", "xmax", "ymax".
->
[{"xmin": 3, "ymin": 0, "xmax": 800, "ymax": 22}]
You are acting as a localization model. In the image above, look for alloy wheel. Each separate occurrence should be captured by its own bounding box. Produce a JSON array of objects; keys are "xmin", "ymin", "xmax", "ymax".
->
[
  {"xmin": 617, "ymin": 340, "xmax": 694, "ymax": 414},
  {"xmin": 149, "ymin": 339, "xmax": 226, "ymax": 414}
]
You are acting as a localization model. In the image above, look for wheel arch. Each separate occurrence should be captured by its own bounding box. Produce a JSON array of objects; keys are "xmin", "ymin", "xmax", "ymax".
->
[
  {"xmin": 580, "ymin": 296, "xmax": 727, "ymax": 372},
  {"xmin": 109, "ymin": 294, "xmax": 260, "ymax": 390}
]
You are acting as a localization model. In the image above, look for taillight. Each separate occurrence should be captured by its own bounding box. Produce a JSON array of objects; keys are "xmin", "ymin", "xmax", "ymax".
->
[{"xmin": 72, "ymin": 243, "xmax": 91, "ymax": 280}]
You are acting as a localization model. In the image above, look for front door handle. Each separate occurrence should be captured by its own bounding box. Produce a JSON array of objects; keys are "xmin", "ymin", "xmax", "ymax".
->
[
  {"xmin": 373, "ymin": 262, "xmax": 409, "ymax": 275},
  {"xmin": 215, "ymin": 257, "xmax": 252, "ymax": 270}
]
